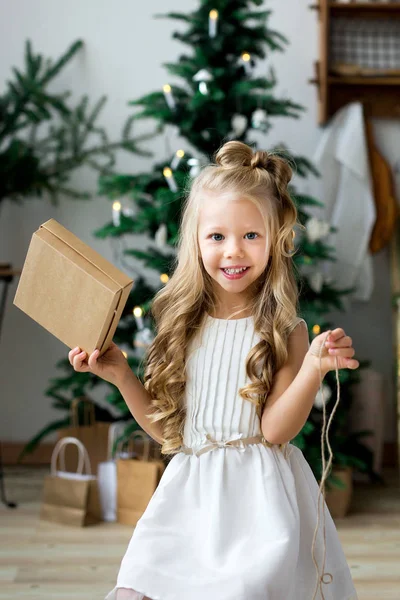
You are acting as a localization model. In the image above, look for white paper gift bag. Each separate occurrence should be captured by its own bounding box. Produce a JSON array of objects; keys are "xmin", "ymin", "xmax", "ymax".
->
[{"xmin": 97, "ymin": 421, "xmax": 127, "ymax": 522}]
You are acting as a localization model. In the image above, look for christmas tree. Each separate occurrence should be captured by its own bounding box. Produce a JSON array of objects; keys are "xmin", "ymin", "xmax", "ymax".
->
[{"xmin": 23, "ymin": 1, "xmax": 374, "ymax": 484}]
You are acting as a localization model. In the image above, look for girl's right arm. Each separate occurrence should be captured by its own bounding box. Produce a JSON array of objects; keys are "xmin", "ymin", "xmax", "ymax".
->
[
  {"xmin": 69, "ymin": 343, "xmax": 164, "ymax": 444},
  {"xmin": 117, "ymin": 368, "xmax": 164, "ymax": 444}
]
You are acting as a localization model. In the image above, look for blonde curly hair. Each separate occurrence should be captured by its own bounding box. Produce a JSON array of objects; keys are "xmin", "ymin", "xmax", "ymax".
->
[{"xmin": 143, "ymin": 141, "xmax": 303, "ymax": 455}]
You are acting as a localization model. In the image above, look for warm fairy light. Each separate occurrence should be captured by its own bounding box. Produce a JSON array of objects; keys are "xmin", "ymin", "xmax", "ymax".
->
[
  {"xmin": 112, "ymin": 201, "xmax": 122, "ymax": 226},
  {"xmin": 160, "ymin": 273, "xmax": 169, "ymax": 283},
  {"xmin": 122, "ymin": 351, "xmax": 128, "ymax": 359},
  {"xmin": 171, "ymin": 149, "xmax": 185, "ymax": 170},
  {"xmin": 312, "ymin": 324, "xmax": 321, "ymax": 335},
  {"xmin": 133, "ymin": 306, "xmax": 144, "ymax": 331},
  {"xmin": 209, "ymin": 10, "xmax": 219, "ymax": 38},
  {"xmin": 242, "ymin": 52, "xmax": 251, "ymax": 62},
  {"xmin": 162, "ymin": 84, "xmax": 176, "ymax": 110},
  {"xmin": 163, "ymin": 167, "xmax": 173, "ymax": 178},
  {"xmin": 163, "ymin": 167, "xmax": 178, "ymax": 192}
]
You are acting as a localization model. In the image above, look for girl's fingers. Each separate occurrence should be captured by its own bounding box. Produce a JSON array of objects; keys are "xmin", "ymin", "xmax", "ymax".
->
[
  {"xmin": 326, "ymin": 336, "xmax": 352, "ymax": 349},
  {"xmin": 88, "ymin": 349, "xmax": 100, "ymax": 370},
  {"xmin": 73, "ymin": 351, "xmax": 89, "ymax": 371},
  {"xmin": 68, "ymin": 346, "xmax": 81, "ymax": 365},
  {"xmin": 326, "ymin": 328, "xmax": 345, "ymax": 342},
  {"xmin": 345, "ymin": 358, "xmax": 359, "ymax": 370},
  {"xmin": 328, "ymin": 347, "xmax": 355, "ymax": 358}
]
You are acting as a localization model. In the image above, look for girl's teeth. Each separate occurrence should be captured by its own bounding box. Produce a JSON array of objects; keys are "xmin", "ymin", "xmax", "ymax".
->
[{"xmin": 223, "ymin": 267, "xmax": 248, "ymax": 274}]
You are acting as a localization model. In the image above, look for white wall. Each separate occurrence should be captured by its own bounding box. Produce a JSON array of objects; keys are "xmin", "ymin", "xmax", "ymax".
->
[{"xmin": 0, "ymin": 0, "xmax": 398, "ymax": 443}]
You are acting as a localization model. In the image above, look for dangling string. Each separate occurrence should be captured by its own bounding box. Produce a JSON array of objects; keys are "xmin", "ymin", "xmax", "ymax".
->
[{"xmin": 310, "ymin": 330, "xmax": 341, "ymax": 600}]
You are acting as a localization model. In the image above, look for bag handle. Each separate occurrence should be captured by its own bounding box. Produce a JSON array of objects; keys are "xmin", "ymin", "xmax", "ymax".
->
[
  {"xmin": 107, "ymin": 421, "xmax": 127, "ymax": 461},
  {"xmin": 51, "ymin": 436, "xmax": 92, "ymax": 476},
  {"xmin": 115, "ymin": 430, "xmax": 152, "ymax": 462},
  {"xmin": 130, "ymin": 430, "xmax": 151, "ymax": 462},
  {"xmin": 70, "ymin": 396, "xmax": 96, "ymax": 428}
]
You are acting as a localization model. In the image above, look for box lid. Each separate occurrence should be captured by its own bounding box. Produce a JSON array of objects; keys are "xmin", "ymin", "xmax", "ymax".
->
[{"xmin": 41, "ymin": 219, "xmax": 132, "ymax": 289}]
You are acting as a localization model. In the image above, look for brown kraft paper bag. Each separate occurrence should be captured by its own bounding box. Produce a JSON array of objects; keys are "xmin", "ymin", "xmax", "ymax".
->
[
  {"xmin": 40, "ymin": 436, "xmax": 102, "ymax": 527},
  {"xmin": 57, "ymin": 397, "xmax": 110, "ymax": 475},
  {"xmin": 117, "ymin": 430, "xmax": 165, "ymax": 526}
]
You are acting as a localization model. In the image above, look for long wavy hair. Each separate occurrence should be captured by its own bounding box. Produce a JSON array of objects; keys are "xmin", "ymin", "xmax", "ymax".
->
[{"xmin": 143, "ymin": 141, "xmax": 303, "ymax": 455}]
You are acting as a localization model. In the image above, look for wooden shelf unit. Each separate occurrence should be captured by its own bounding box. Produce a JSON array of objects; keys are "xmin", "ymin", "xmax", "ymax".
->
[
  {"xmin": 311, "ymin": 2, "xmax": 400, "ymax": 17},
  {"xmin": 310, "ymin": 1, "xmax": 400, "ymax": 123}
]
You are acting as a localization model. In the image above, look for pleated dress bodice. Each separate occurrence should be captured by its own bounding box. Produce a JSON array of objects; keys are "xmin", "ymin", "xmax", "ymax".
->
[{"xmin": 182, "ymin": 315, "xmax": 262, "ymax": 450}]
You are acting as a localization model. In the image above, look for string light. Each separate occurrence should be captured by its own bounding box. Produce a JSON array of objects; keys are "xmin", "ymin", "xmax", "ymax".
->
[
  {"xmin": 241, "ymin": 52, "xmax": 252, "ymax": 75},
  {"xmin": 133, "ymin": 306, "xmax": 144, "ymax": 330},
  {"xmin": 209, "ymin": 9, "xmax": 218, "ymax": 38},
  {"xmin": 163, "ymin": 167, "xmax": 178, "ymax": 192},
  {"xmin": 162, "ymin": 84, "xmax": 176, "ymax": 110},
  {"xmin": 160, "ymin": 273, "xmax": 169, "ymax": 283},
  {"xmin": 312, "ymin": 324, "xmax": 321, "ymax": 336},
  {"xmin": 112, "ymin": 201, "xmax": 121, "ymax": 227},
  {"xmin": 171, "ymin": 149, "xmax": 185, "ymax": 170}
]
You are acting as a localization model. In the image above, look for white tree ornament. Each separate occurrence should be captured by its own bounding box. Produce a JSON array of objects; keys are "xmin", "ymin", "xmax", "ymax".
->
[
  {"xmin": 134, "ymin": 327, "xmax": 155, "ymax": 358},
  {"xmin": 251, "ymin": 108, "xmax": 269, "ymax": 131},
  {"xmin": 314, "ymin": 383, "xmax": 332, "ymax": 409},
  {"xmin": 230, "ymin": 114, "xmax": 248, "ymax": 137},
  {"xmin": 193, "ymin": 69, "xmax": 213, "ymax": 94},
  {"xmin": 309, "ymin": 271, "xmax": 324, "ymax": 294},
  {"xmin": 188, "ymin": 157, "xmax": 202, "ymax": 176},
  {"xmin": 306, "ymin": 217, "xmax": 331, "ymax": 243}
]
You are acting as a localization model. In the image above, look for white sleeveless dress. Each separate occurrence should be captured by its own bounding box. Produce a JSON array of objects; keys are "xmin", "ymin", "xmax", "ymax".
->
[{"xmin": 105, "ymin": 315, "xmax": 358, "ymax": 600}]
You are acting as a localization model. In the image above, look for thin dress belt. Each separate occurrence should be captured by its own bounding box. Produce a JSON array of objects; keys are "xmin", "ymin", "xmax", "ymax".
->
[{"xmin": 180, "ymin": 433, "xmax": 274, "ymax": 457}]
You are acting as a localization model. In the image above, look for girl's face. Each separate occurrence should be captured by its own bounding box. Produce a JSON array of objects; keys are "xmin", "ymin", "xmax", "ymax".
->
[{"xmin": 197, "ymin": 193, "xmax": 270, "ymax": 311}]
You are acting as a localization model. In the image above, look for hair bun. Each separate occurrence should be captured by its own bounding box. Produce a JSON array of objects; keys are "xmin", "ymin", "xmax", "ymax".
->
[
  {"xmin": 250, "ymin": 150, "xmax": 273, "ymax": 170},
  {"xmin": 215, "ymin": 141, "xmax": 253, "ymax": 169},
  {"xmin": 214, "ymin": 140, "xmax": 292, "ymax": 186}
]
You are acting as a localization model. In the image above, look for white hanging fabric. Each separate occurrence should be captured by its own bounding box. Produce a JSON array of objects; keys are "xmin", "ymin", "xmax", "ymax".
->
[{"xmin": 313, "ymin": 102, "xmax": 376, "ymax": 302}]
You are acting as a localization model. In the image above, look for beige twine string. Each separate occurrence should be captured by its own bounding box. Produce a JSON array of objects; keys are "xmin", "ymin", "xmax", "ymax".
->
[{"xmin": 310, "ymin": 330, "xmax": 341, "ymax": 600}]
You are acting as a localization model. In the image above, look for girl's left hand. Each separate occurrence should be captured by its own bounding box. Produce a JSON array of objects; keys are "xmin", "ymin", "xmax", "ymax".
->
[{"xmin": 306, "ymin": 328, "xmax": 360, "ymax": 375}]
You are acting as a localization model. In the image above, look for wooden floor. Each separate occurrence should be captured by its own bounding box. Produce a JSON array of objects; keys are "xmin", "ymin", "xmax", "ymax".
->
[{"xmin": 0, "ymin": 467, "xmax": 399, "ymax": 600}]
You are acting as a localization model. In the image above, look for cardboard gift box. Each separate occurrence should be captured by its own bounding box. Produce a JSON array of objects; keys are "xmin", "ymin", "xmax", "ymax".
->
[{"xmin": 14, "ymin": 219, "xmax": 133, "ymax": 356}]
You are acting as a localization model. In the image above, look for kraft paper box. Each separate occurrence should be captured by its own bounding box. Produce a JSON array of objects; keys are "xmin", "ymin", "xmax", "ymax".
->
[{"xmin": 13, "ymin": 219, "xmax": 133, "ymax": 356}]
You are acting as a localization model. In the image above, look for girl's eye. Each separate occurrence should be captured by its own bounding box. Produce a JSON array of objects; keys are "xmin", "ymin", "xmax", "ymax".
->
[
  {"xmin": 210, "ymin": 232, "xmax": 259, "ymax": 241},
  {"xmin": 210, "ymin": 233, "xmax": 224, "ymax": 241}
]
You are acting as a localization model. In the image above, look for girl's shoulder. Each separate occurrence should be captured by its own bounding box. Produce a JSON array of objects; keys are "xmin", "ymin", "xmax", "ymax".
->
[{"xmin": 288, "ymin": 317, "xmax": 307, "ymax": 334}]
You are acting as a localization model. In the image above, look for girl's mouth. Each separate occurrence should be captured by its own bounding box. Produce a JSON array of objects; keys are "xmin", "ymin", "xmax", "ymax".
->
[{"xmin": 220, "ymin": 267, "xmax": 250, "ymax": 280}]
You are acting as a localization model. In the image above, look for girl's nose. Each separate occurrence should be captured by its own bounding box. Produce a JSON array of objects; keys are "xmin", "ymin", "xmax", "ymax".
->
[{"xmin": 224, "ymin": 244, "xmax": 244, "ymax": 258}]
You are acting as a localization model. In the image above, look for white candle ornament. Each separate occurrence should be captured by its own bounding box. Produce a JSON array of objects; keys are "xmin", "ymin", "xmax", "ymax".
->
[
  {"xmin": 133, "ymin": 306, "xmax": 144, "ymax": 330},
  {"xmin": 155, "ymin": 223, "xmax": 168, "ymax": 248},
  {"xmin": 241, "ymin": 52, "xmax": 252, "ymax": 75},
  {"xmin": 163, "ymin": 167, "xmax": 178, "ymax": 192},
  {"xmin": 171, "ymin": 149, "xmax": 185, "ymax": 170},
  {"xmin": 209, "ymin": 10, "xmax": 218, "ymax": 38},
  {"xmin": 163, "ymin": 84, "xmax": 176, "ymax": 110},
  {"xmin": 112, "ymin": 201, "xmax": 121, "ymax": 227}
]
